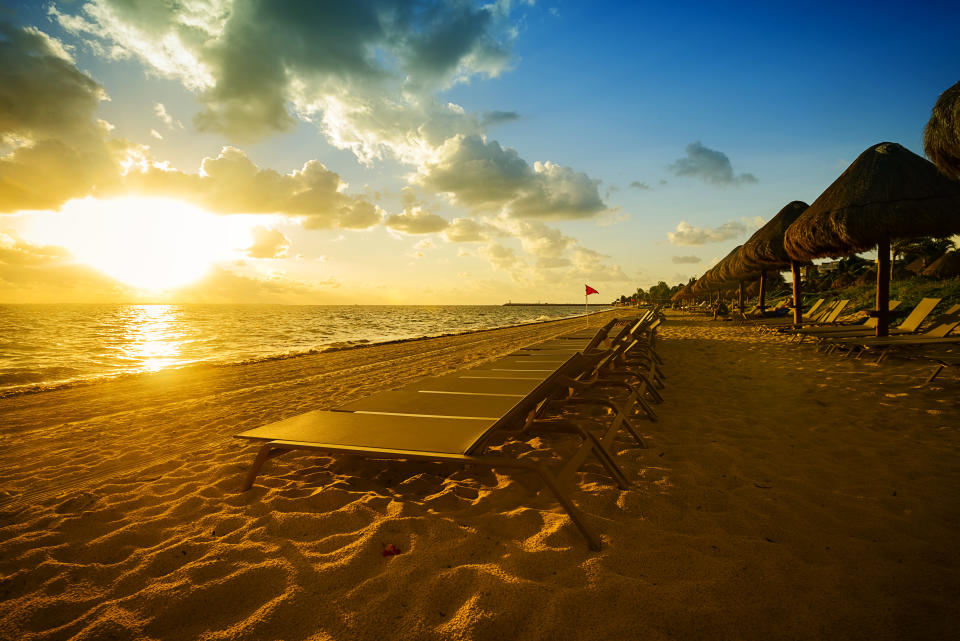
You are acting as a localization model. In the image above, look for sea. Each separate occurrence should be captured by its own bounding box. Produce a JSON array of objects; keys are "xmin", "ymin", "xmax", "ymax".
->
[{"xmin": 0, "ymin": 304, "xmax": 607, "ymax": 396}]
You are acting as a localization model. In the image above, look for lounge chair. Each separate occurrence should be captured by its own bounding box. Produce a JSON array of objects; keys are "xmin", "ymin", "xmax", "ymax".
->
[
  {"xmin": 789, "ymin": 300, "xmax": 904, "ymax": 343},
  {"xmin": 237, "ymin": 355, "xmax": 613, "ymax": 549},
  {"xmin": 773, "ymin": 299, "xmax": 850, "ymax": 332},
  {"xmin": 827, "ymin": 309, "xmax": 960, "ymax": 363},
  {"xmin": 744, "ymin": 298, "xmax": 827, "ymax": 328},
  {"xmin": 807, "ymin": 298, "xmax": 941, "ymax": 349}
]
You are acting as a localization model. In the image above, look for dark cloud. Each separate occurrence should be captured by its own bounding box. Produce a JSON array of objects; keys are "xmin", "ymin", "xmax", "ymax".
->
[
  {"xmin": 481, "ymin": 110, "xmax": 521, "ymax": 126},
  {"xmin": 671, "ymin": 255, "xmax": 702, "ymax": 264},
  {"xmin": 0, "ymin": 22, "xmax": 122, "ymax": 211},
  {"xmin": 56, "ymin": 0, "xmax": 517, "ymax": 144},
  {"xmin": 668, "ymin": 141, "xmax": 757, "ymax": 186}
]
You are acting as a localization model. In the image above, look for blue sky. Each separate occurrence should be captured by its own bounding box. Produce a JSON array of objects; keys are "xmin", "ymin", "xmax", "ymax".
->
[{"xmin": 1, "ymin": 0, "xmax": 958, "ymax": 303}]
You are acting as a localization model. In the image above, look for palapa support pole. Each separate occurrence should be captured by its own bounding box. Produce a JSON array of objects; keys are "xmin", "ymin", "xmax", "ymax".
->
[
  {"xmin": 758, "ymin": 270, "xmax": 767, "ymax": 313},
  {"xmin": 738, "ymin": 281, "xmax": 745, "ymax": 314},
  {"xmin": 790, "ymin": 261, "xmax": 803, "ymax": 325},
  {"xmin": 876, "ymin": 235, "xmax": 891, "ymax": 337}
]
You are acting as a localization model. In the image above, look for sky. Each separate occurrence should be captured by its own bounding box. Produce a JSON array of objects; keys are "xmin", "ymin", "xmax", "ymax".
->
[{"xmin": 1, "ymin": 0, "xmax": 958, "ymax": 304}]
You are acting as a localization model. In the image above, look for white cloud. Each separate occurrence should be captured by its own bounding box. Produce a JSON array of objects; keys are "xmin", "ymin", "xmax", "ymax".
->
[
  {"xmin": 385, "ymin": 206, "xmax": 450, "ymax": 235},
  {"xmin": 246, "ymin": 226, "xmax": 290, "ymax": 259},
  {"xmin": 668, "ymin": 220, "xmax": 748, "ymax": 246},
  {"xmin": 417, "ymin": 135, "xmax": 606, "ymax": 220}
]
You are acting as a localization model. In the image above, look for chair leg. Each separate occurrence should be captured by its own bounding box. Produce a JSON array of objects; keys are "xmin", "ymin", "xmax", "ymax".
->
[
  {"xmin": 242, "ymin": 444, "xmax": 291, "ymax": 491},
  {"xmin": 924, "ymin": 363, "xmax": 945, "ymax": 385}
]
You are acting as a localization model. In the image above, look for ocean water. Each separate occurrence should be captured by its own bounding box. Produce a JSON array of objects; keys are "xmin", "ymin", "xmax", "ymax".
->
[{"xmin": 0, "ymin": 304, "xmax": 606, "ymax": 395}]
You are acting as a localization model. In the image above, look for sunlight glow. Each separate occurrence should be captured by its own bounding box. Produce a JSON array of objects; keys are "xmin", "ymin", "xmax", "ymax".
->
[
  {"xmin": 119, "ymin": 304, "xmax": 184, "ymax": 372},
  {"xmin": 22, "ymin": 197, "xmax": 256, "ymax": 291}
]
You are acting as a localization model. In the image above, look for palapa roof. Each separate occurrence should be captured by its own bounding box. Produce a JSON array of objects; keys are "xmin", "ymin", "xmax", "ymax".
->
[
  {"xmin": 784, "ymin": 142, "xmax": 960, "ymax": 261},
  {"xmin": 924, "ymin": 80, "xmax": 960, "ymax": 180},
  {"xmin": 694, "ymin": 245, "xmax": 748, "ymax": 292},
  {"xmin": 921, "ymin": 249, "xmax": 960, "ymax": 278},
  {"xmin": 715, "ymin": 244, "xmax": 759, "ymax": 283},
  {"xmin": 739, "ymin": 201, "xmax": 809, "ymax": 270}
]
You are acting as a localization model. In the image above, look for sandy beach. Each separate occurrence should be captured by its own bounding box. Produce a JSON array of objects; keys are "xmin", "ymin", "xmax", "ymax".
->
[{"xmin": 1, "ymin": 310, "xmax": 958, "ymax": 641}]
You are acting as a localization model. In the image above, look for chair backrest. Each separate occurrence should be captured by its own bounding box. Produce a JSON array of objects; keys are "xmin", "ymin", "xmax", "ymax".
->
[
  {"xmin": 921, "ymin": 310, "xmax": 960, "ymax": 338},
  {"xmin": 474, "ymin": 354, "xmax": 586, "ymax": 448},
  {"xmin": 862, "ymin": 300, "xmax": 901, "ymax": 329},
  {"xmin": 895, "ymin": 297, "xmax": 941, "ymax": 332},
  {"xmin": 821, "ymin": 300, "xmax": 850, "ymax": 323},
  {"xmin": 808, "ymin": 300, "xmax": 836, "ymax": 322},
  {"xmin": 805, "ymin": 298, "xmax": 826, "ymax": 317}
]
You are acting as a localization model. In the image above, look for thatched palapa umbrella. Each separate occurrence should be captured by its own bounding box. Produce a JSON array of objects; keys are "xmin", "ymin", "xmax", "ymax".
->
[
  {"xmin": 924, "ymin": 80, "xmax": 960, "ymax": 180},
  {"xmin": 738, "ymin": 201, "xmax": 809, "ymax": 322},
  {"xmin": 784, "ymin": 142, "xmax": 960, "ymax": 335},
  {"xmin": 922, "ymin": 250, "xmax": 960, "ymax": 278},
  {"xmin": 714, "ymin": 244, "xmax": 760, "ymax": 314}
]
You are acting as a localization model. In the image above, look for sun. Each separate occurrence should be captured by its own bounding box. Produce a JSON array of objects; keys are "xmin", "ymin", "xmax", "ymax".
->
[{"xmin": 23, "ymin": 197, "xmax": 254, "ymax": 291}]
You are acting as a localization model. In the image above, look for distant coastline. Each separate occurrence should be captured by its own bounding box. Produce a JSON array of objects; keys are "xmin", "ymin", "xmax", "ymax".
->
[{"xmin": 502, "ymin": 302, "xmax": 604, "ymax": 306}]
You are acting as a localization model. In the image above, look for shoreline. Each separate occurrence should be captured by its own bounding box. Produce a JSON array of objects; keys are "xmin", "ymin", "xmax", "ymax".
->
[{"xmin": 0, "ymin": 306, "xmax": 616, "ymax": 400}]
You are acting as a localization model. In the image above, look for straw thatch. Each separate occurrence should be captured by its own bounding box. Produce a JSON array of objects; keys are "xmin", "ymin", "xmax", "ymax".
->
[
  {"xmin": 924, "ymin": 80, "xmax": 960, "ymax": 180},
  {"xmin": 922, "ymin": 250, "xmax": 960, "ymax": 278},
  {"xmin": 670, "ymin": 285, "xmax": 691, "ymax": 302},
  {"xmin": 904, "ymin": 256, "xmax": 928, "ymax": 274},
  {"xmin": 739, "ymin": 201, "xmax": 809, "ymax": 270},
  {"xmin": 714, "ymin": 245, "xmax": 748, "ymax": 284},
  {"xmin": 784, "ymin": 142, "xmax": 960, "ymax": 261}
]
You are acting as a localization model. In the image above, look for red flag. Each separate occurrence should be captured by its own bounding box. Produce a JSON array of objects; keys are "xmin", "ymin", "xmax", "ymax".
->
[{"xmin": 585, "ymin": 284, "xmax": 599, "ymax": 296}]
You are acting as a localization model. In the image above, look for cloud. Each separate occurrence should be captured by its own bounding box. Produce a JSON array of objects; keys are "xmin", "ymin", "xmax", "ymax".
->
[
  {"xmin": 671, "ymin": 255, "xmax": 702, "ymax": 264},
  {"xmin": 629, "ymin": 181, "xmax": 652, "ymax": 190},
  {"xmin": 0, "ymin": 22, "xmax": 125, "ymax": 212},
  {"xmin": 474, "ymin": 220, "xmax": 629, "ymax": 285},
  {"xmin": 417, "ymin": 135, "xmax": 606, "ymax": 220},
  {"xmin": 0, "ymin": 230, "xmax": 135, "ymax": 302},
  {"xmin": 246, "ymin": 226, "xmax": 291, "ymax": 259},
  {"xmin": 120, "ymin": 146, "xmax": 383, "ymax": 229},
  {"xmin": 149, "ymin": 129, "xmax": 163, "ymax": 140},
  {"xmin": 50, "ymin": 2, "xmax": 609, "ymax": 229},
  {"xmin": 667, "ymin": 220, "xmax": 748, "ymax": 245},
  {"xmin": 54, "ymin": 0, "xmax": 517, "ymax": 156},
  {"xmin": 154, "ymin": 103, "xmax": 182, "ymax": 129},
  {"xmin": 481, "ymin": 110, "xmax": 521, "ymax": 126},
  {"xmin": 385, "ymin": 206, "xmax": 450, "ymax": 234},
  {"xmin": 1, "ymin": 22, "xmax": 382, "ymax": 228},
  {"xmin": 668, "ymin": 141, "xmax": 757, "ymax": 186},
  {"xmin": 443, "ymin": 217, "xmax": 499, "ymax": 243},
  {"xmin": 499, "ymin": 218, "xmax": 575, "ymax": 258},
  {"xmin": 479, "ymin": 242, "xmax": 525, "ymax": 272}
]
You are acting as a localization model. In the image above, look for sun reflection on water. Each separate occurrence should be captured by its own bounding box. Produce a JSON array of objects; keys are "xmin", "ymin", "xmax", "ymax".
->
[{"xmin": 119, "ymin": 305, "xmax": 185, "ymax": 372}]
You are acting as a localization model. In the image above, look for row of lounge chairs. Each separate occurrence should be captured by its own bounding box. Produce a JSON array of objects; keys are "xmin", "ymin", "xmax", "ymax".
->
[
  {"xmin": 745, "ymin": 297, "xmax": 960, "ymax": 379},
  {"xmin": 234, "ymin": 311, "xmax": 666, "ymax": 550}
]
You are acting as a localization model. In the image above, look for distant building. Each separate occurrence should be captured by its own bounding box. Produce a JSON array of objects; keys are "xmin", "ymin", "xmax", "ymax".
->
[{"xmin": 816, "ymin": 260, "xmax": 841, "ymax": 273}]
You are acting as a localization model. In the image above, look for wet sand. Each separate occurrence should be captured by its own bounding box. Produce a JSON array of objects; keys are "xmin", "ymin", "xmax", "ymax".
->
[{"xmin": 1, "ymin": 311, "xmax": 958, "ymax": 640}]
